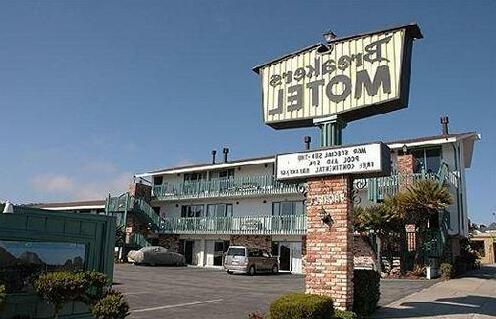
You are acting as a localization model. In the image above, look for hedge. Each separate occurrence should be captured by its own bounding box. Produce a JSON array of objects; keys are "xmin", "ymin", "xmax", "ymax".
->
[
  {"xmin": 269, "ymin": 293, "xmax": 334, "ymax": 319},
  {"xmin": 352, "ymin": 269, "xmax": 380, "ymax": 317}
]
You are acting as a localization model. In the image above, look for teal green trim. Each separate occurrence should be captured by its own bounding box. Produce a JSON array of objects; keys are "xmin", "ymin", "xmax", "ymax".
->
[
  {"xmin": 151, "ymin": 175, "xmax": 299, "ymax": 201},
  {"xmin": 318, "ymin": 117, "xmax": 346, "ymax": 147},
  {"xmin": 0, "ymin": 207, "xmax": 115, "ymax": 319},
  {"xmin": 159, "ymin": 214, "xmax": 307, "ymax": 235}
]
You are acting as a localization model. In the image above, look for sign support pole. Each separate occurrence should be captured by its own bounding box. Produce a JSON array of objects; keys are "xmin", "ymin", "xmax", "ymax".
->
[{"xmin": 314, "ymin": 115, "xmax": 347, "ymax": 147}]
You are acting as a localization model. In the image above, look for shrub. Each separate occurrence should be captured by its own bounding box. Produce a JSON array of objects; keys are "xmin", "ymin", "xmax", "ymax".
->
[
  {"xmin": 353, "ymin": 269, "xmax": 380, "ymax": 317},
  {"xmin": 82, "ymin": 271, "xmax": 110, "ymax": 305},
  {"xmin": 333, "ymin": 309, "xmax": 357, "ymax": 319},
  {"xmin": 33, "ymin": 271, "xmax": 113, "ymax": 318},
  {"xmin": 269, "ymin": 293, "xmax": 334, "ymax": 319},
  {"xmin": 248, "ymin": 311, "xmax": 265, "ymax": 319},
  {"xmin": 0, "ymin": 284, "xmax": 5, "ymax": 310},
  {"xmin": 91, "ymin": 290, "xmax": 129, "ymax": 319},
  {"xmin": 33, "ymin": 272, "xmax": 87, "ymax": 318},
  {"xmin": 440, "ymin": 263, "xmax": 454, "ymax": 280}
]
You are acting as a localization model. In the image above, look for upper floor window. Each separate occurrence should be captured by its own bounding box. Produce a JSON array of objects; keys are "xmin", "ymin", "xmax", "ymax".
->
[
  {"xmin": 206, "ymin": 203, "xmax": 233, "ymax": 217},
  {"xmin": 184, "ymin": 172, "xmax": 206, "ymax": 183},
  {"xmin": 209, "ymin": 169, "xmax": 234, "ymax": 180},
  {"xmin": 272, "ymin": 201, "xmax": 305, "ymax": 216},
  {"xmin": 181, "ymin": 205, "xmax": 204, "ymax": 217},
  {"xmin": 153, "ymin": 176, "xmax": 163, "ymax": 186},
  {"xmin": 411, "ymin": 147, "xmax": 442, "ymax": 174}
]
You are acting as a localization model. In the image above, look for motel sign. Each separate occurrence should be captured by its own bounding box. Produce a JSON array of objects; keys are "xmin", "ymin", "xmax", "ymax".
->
[{"xmin": 253, "ymin": 24, "xmax": 422, "ymax": 129}]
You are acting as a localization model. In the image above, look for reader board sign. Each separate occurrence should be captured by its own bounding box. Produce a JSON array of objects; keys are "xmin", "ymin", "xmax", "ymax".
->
[
  {"xmin": 253, "ymin": 24, "xmax": 422, "ymax": 129},
  {"xmin": 276, "ymin": 142, "xmax": 390, "ymax": 180}
]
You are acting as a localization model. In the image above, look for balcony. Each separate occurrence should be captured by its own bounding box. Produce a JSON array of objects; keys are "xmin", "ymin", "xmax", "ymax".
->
[
  {"xmin": 158, "ymin": 214, "xmax": 306, "ymax": 235},
  {"xmin": 152, "ymin": 175, "xmax": 300, "ymax": 201},
  {"xmin": 357, "ymin": 166, "xmax": 459, "ymax": 203}
]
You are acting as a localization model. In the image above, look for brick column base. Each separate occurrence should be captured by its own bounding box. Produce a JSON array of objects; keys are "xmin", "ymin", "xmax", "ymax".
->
[{"xmin": 304, "ymin": 175, "xmax": 354, "ymax": 310}]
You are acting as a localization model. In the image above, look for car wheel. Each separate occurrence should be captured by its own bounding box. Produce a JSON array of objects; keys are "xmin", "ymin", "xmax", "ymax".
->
[
  {"xmin": 248, "ymin": 266, "xmax": 256, "ymax": 276},
  {"xmin": 272, "ymin": 264, "xmax": 279, "ymax": 274}
]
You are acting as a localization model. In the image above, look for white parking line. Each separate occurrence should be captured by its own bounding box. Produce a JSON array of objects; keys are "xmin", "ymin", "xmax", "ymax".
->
[
  {"xmin": 121, "ymin": 291, "xmax": 150, "ymax": 296},
  {"xmin": 131, "ymin": 299, "xmax": 224, "ymax": 313}
]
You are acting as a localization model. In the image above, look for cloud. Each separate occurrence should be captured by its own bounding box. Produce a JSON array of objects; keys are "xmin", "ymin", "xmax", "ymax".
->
[
  {"xmin": 31, "ymin": 172, "xmax": 133, "ymax": 201},
  {"xmin": 81, "ymin": 160, "xmax": 117, "ymax": 174},
  {"xmin": 31, "ymin": 174, "xmax": 75, "ymax": 193}
]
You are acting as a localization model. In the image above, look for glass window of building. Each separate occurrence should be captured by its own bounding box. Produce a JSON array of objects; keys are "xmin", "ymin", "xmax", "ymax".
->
[
  {"xmin": 181, "ymin": 205, "xmax": 204, "ymax": 217},
  {"xmin": 272, "ymin": 201, "xmax": 305, "ymax": 216},
  {"xmin": 411, "ymin": 147, "xmax": 442, "ymax": 173},
  {"xmin": 206, "ymin": 203, "xmax": 233, "ymax": 217},
  {"xmin": 153, "ymin": 175, "xmax": 163, "ymax": 186}
]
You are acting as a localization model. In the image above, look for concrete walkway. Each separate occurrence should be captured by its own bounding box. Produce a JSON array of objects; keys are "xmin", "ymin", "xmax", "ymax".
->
[{"xmin": 373, "ymin": 265, "xmax": 496, "ymax": 318}]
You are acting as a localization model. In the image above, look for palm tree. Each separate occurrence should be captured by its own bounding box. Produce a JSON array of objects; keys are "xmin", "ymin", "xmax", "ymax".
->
[
  {"xmin": 394, "ymin": 179, "xmax": 453, "ymax": 267},
  {"xmin": 353, "ymin": 203, "xmax": 404, "ymax": 274}
]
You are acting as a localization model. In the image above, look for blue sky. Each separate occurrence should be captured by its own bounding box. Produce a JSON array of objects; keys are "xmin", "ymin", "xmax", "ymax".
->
[{"xmin": 0, "ymin": 1, "xmax": 494, "ymax": 224}]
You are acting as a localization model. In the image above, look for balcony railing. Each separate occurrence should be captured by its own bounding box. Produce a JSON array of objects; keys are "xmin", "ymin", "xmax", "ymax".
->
[
  {"xmin": 152, "ymin": 175, "xmax": 300, "ymax": 200},
  {"xmin": 357, "ymin": 166, "xmax": 459, "ymax": 202},
  {"xmin": 158, "ymin": 214, "xmax": 306, "ymax": 235}
]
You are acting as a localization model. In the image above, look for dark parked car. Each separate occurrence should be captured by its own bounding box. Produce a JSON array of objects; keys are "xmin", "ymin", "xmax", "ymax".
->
[
  {"xmin": 128, "ymin": 246, "xmax": 186, "ymax": 266},
  {"xmin": 224, "ymin": 246, "xmax": 279, "ymax": 275}
]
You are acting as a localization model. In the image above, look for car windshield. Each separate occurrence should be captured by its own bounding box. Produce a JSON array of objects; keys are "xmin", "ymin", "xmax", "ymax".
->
[{"xmin": 227, "ymin": 248, "xmax": 246, "ymax": 257}]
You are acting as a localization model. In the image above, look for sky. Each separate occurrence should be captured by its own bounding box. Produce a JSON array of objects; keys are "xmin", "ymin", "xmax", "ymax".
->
[{"xmin": 0, "ymin": 1, "xmax": 494, "ymax": 224}]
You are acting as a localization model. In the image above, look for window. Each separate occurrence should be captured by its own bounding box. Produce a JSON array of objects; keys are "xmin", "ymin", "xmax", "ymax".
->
[
  {"xmin": 209, "ymin": 169, "xmax": 234, "ymax": 180},
  {"xmin": 153, "ymin": 176, "xmax": 163, "ymax": 186},
  {"xmin": 181, "ymin": 205, "xmax": 204, "ymax": 217},
  {"xmin": 272, "ymin": 201, "xmax": 305, "ymax": 216},
  {"xmin": 206, "ymin": 203, "xmax": 233, "ymax": 218},
  {"xmin": 0, "ymin": 240, "xmax": 86, "ymax": 293},
  {"xmin": 411, "ymin": 147, "xmax": 442, "ymax": 174},
  {"xmin": 248, "ymin": 249, "xmax": 262, "ymax": 257},
  {"xmin": 184, "ymin": 172, "xmax": 206, "ymax": 182},
  {"xmin": 227, "ymin": 247, "xmax": 246, "ymax": 257}
]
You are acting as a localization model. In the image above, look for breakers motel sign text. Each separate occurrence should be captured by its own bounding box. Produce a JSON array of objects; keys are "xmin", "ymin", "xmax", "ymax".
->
[
  {"xmin": 276, "ymin": 142, "xmax": 391, "ymax": 180},
  {"xmin": 253, "ymin": 24, "xmax": 422, "ymax": 129}
]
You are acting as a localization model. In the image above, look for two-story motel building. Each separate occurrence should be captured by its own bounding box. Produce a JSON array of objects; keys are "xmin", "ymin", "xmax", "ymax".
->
[{"xmin": 105, "ymin": 121, "xmax": 477, "ymax": 274}]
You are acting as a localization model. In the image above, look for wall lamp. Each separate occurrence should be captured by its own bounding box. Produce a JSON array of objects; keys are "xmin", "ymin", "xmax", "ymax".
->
[{"xmin": 318, "ymin": 207, "xmax": 334, "ymax": 228}]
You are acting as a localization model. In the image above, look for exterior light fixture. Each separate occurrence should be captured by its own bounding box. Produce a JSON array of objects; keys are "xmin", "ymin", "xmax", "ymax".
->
[
  {"xmin": 323, "ymin": 29, "xmax": 337, "ymax": 43},
  {"xmin": 318, "ymin": 207, "xmax": 334, "ymax": 227}
]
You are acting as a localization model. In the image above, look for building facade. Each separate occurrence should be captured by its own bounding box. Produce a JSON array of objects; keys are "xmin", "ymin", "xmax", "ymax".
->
[{"xmin": 105, "ymin": 126, "xmax": 478, "ymax": 274}]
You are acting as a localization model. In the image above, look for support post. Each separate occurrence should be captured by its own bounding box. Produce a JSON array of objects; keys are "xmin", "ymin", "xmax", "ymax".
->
[
  {"xmin": 314, "ymin": 115, "xmax": 347, "ymax": 147},
  {"xmin": 305, "ymin": 175, "xmax": 354, "ymax": 310}
]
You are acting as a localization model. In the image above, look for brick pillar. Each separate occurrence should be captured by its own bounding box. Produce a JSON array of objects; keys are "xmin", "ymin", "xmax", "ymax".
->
[
  {"xmin": 129, "ymin": 182, "xmax": 152, "ymax": 203},
  {"xmin": 304, "ymin": 175, "xmax": 354, "ymax": 311},
  {"xmin": 397, "ymin": 154, "xmax": 415, "ymax": 190}
]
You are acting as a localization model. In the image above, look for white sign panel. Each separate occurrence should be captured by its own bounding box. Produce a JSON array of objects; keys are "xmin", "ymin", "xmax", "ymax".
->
[
  {"xmin": 254, "ymin": 24, "xmax": 422, "ymax": 129},
  {"xmin": 276, "ymin": 143, "xmax": 390, "ymax": 180}
]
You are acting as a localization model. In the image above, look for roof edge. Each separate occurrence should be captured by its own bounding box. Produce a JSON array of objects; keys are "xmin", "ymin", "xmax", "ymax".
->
[{"xmin": 252, "ymin": 23, "xmax": 422, "ymax": 74}]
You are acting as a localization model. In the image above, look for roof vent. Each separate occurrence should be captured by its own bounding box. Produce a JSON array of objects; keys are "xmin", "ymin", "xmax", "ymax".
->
[
  {"xmin": 222, "ymin": 147, "xmax": 229, "ymax": 163},
  {"xmin": 440, "ymin": 116, "xmax": 449, "ymax": 136},
  {"xmin": 211, "ymin": 150, "xmax": 217, "ymax": 164}
]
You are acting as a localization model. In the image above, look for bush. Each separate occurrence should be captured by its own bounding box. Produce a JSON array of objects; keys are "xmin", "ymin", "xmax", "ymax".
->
[
  {"xmin": 269, "ymin": 293, "xmax": 334, "ymax": 319},
  {"xmin": 0, "ymin": 284, "xmax": 5, "ymax": 310},
  {"xmin": 33, "ymin": 271, "xmax": 113, "ymax": 318},
  {"xmin": 91, "ymin": 290, "xmax": 129, "ymax": 319},
  {"xmin": 440, "ymin": 263, "xmax": 455, "ymax": 280},
  {"xmin": 33, "ymin": 272, "xmax": 88, "ymax": 318},
  {"xmin": 333, "ymin": 309, "xmax": 357, "ymax": 319},
  {"xmin": 353, "ymin": 269, "xmax": 380, "ymax": 317},
  {"xmin": 248, "ymin": 311, "xmax": 265, "ymax": 319},
  {"xmin": 82, "ymin": 271, "xmax": 110, "ymax": 304}
]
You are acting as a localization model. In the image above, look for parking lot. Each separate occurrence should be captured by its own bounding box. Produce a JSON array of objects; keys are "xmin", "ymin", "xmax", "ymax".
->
[{"xmin": 114, "ymin": 264, "xmax": 437, "ymax": 319}]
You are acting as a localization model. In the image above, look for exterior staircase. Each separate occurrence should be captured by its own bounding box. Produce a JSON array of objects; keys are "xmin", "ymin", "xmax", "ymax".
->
[{"xmin": 105, "ymin": 192, "xmax": 158, "ymax": 248}]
